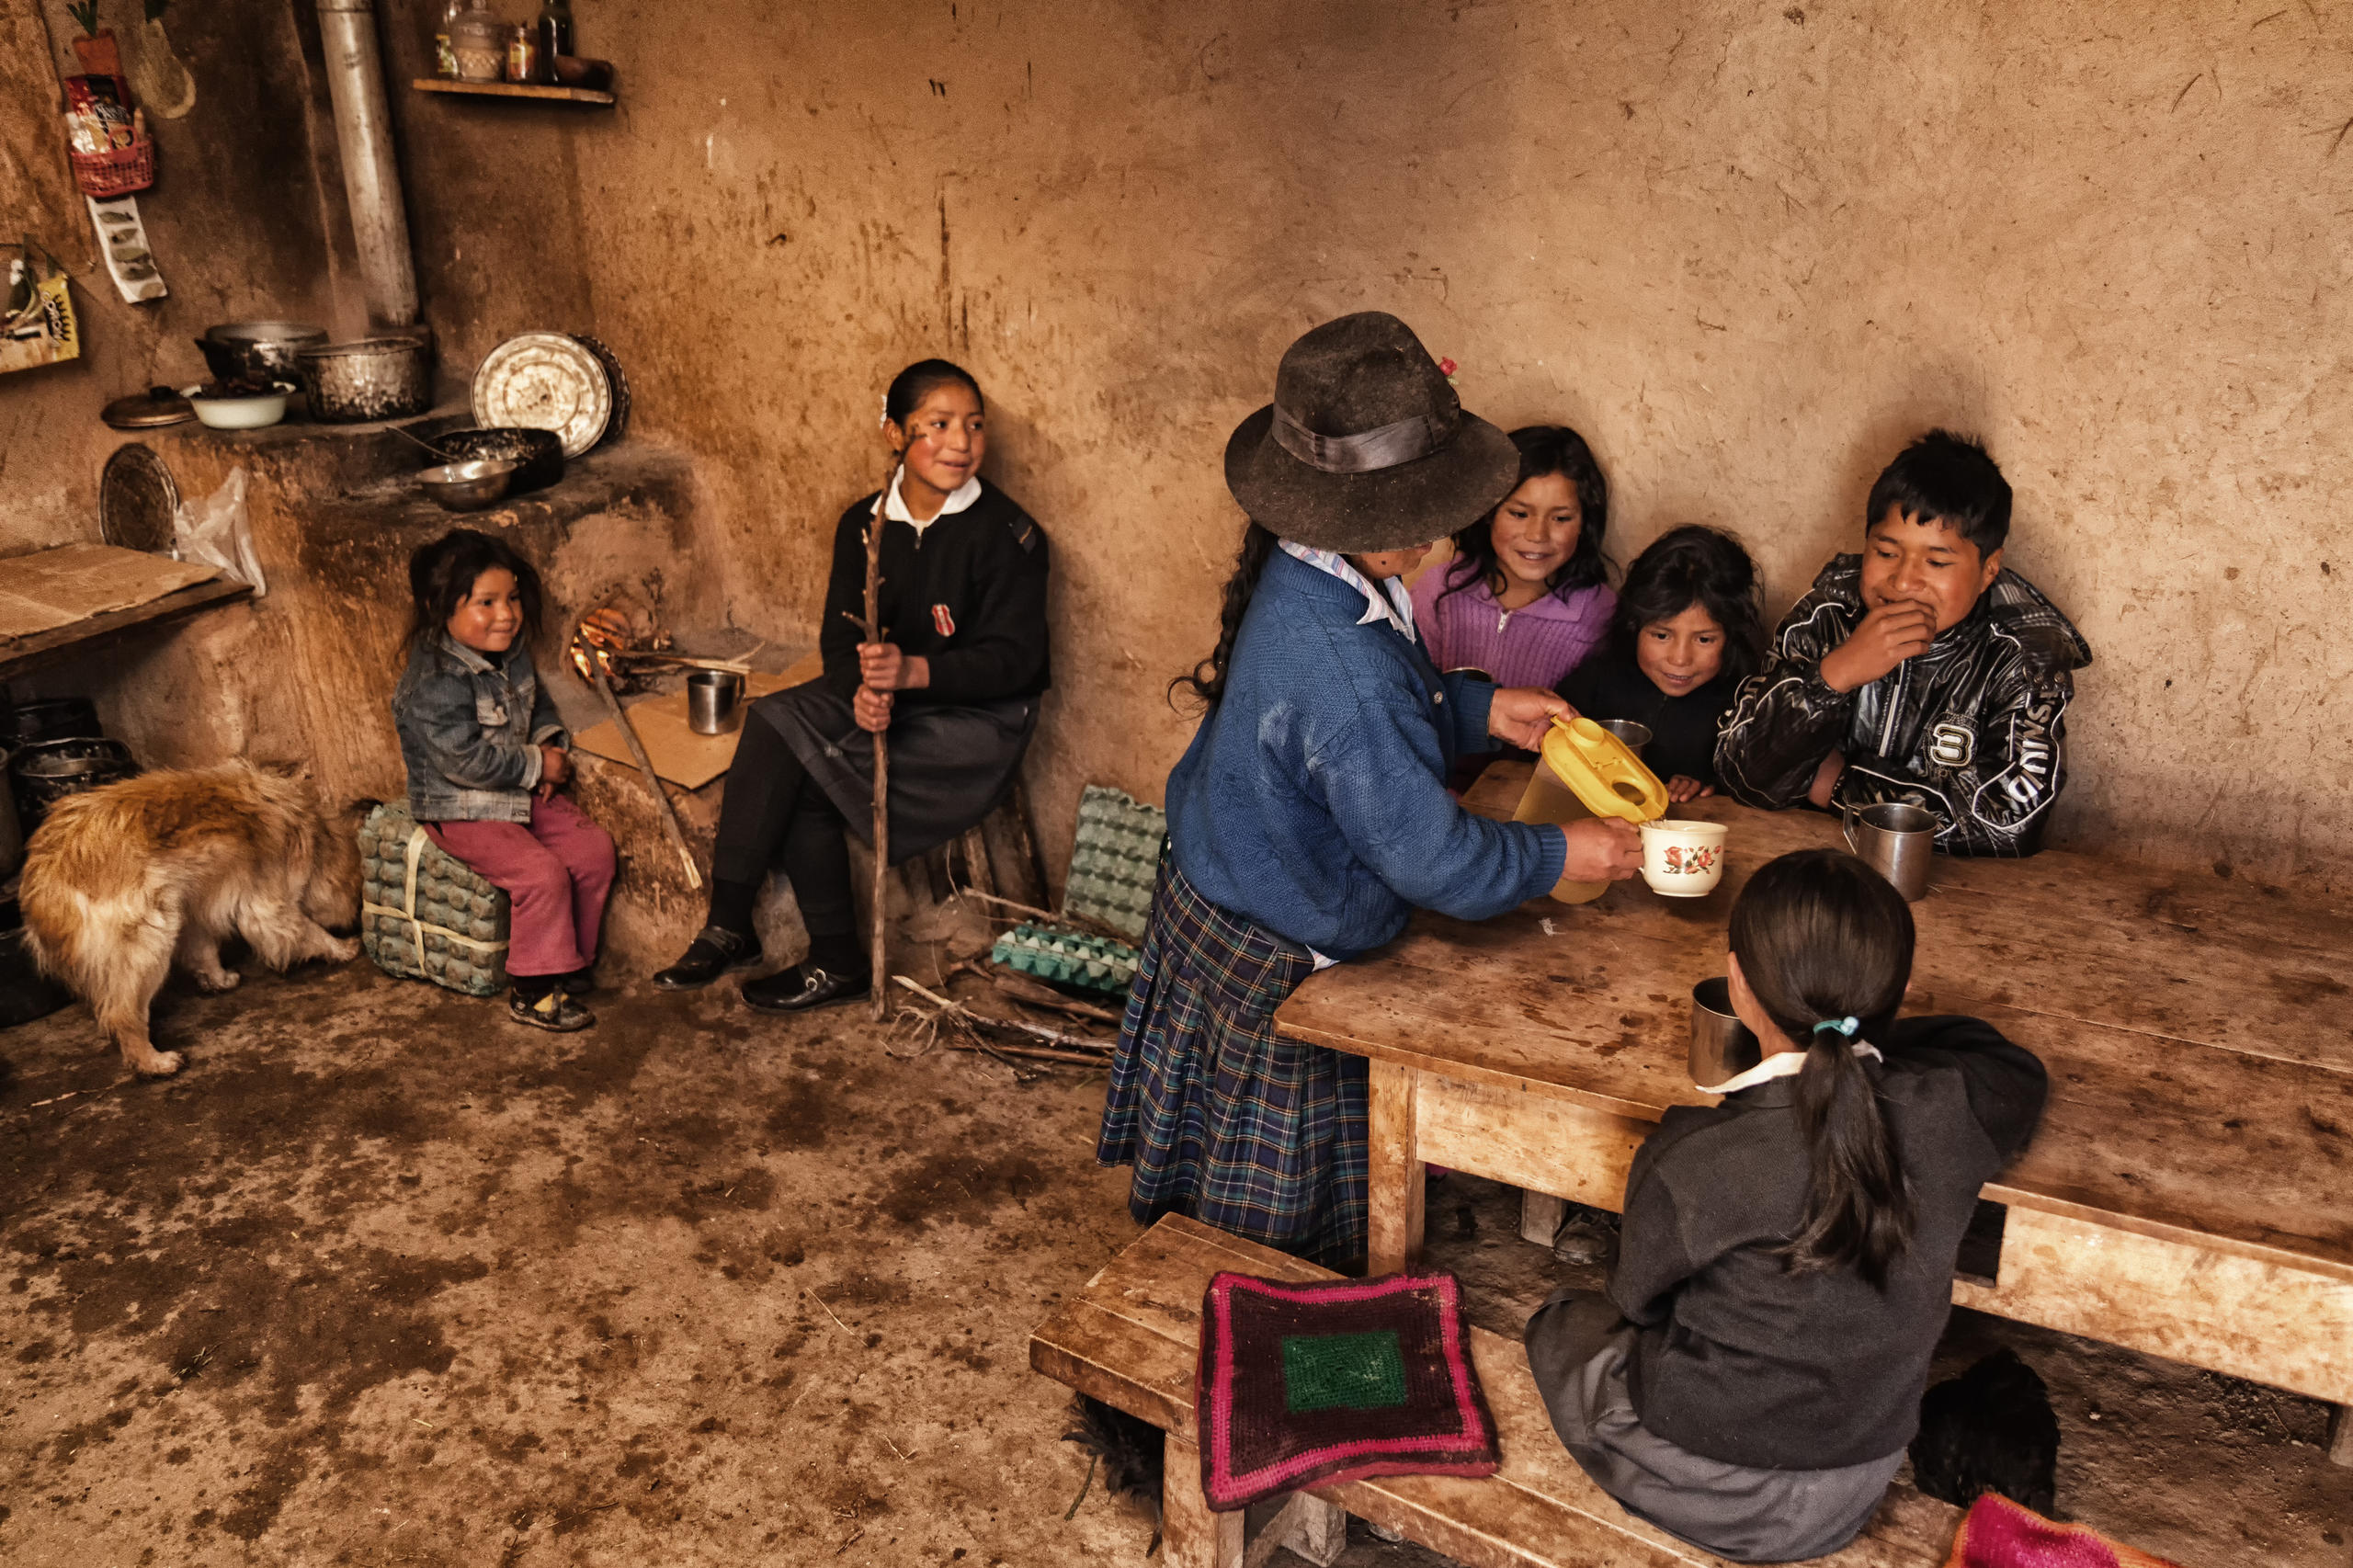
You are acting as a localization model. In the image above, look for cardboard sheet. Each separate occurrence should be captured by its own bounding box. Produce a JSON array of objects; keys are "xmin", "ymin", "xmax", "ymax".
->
[
  {"xmin": 574, "ymin": 651, "xmax": 824, "ymax": 790},
  {"xmin": 0, "ymin": 542, "xmax": 221, "ymax": 642}
]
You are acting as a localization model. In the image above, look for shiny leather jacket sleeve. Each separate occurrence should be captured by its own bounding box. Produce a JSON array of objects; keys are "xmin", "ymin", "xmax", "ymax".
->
[
  {"xmin": 1831, "ymin": 637, "xmax": 2075, "ymax": 858},
  {"xmin": 1713, "ymin": 583, "xmax": 1859, "ymax": 808}
]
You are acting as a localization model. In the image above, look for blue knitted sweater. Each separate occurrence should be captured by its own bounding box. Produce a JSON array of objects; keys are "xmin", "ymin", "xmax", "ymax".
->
[{"xmin": 1166, "ymin": 549, "xmax": 1568, "ymax": 959}]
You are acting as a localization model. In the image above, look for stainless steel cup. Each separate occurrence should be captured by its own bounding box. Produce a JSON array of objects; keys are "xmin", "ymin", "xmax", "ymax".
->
[
  {"xmin": 688, "ymin": 670, "xmax": 745, "ymax": 735},
  {"xmin": 1690, "ymin": 977, "xmax": 1761, "ymax": 1089},
  {"xmin": 1597, "ymin": 719, "xmax": 1653, "ymax": 757},
  {"xmin": 1843, "ymin": 801, "xmax": 1938, "ymax": 901}
]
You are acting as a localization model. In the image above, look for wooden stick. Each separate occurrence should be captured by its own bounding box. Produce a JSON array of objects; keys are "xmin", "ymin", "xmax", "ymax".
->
[
  {"xmin": 861, "ymin": 494, "xmax": 891, "ymax": 1019},
  {"xmin": 891, "ymin": 976, "xmax": 1114, "ymax": 1051},
  {"xmin": 953, "ymin": 887, "xmax": 1133, "ymax": 944},
  {"xmin": 602, "ymin": 651, "xmax": 754, "ymax": 675},
  {"xmin": 987, "ymin": 967, "xmax": 1124, "ymax": 1024},
  {"xmin": 585, "ymin": 656, "xmax": 702, "ymax": 890}
]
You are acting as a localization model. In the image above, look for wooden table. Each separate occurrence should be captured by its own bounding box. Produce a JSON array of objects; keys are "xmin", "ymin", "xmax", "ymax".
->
[{"xmin": 1274, "ymin": 759, "xmax": 2353, "ymax": 1449}]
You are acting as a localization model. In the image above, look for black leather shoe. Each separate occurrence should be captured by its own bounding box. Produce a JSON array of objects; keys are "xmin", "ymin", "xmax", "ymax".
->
[
  {"xmin": 741, "ymin": 963, "xmax": 870, "ymax": 1014},
  {"xmin": 653, "ymin": 926, "xmax": 764, "ymax": 991}
]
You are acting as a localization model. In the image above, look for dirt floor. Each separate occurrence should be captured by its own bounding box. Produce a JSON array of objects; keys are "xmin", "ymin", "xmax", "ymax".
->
[{"xmin": 1, "ymin": 958, "xmax": 2347, "ymax": 1567}]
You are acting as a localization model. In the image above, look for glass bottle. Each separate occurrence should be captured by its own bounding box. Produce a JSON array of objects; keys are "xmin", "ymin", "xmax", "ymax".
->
[
  {"xmin": 536, "ymin": 0, "xmax": 574, "ymax": 63},
  {"xmin": 434, "ymin": 0, "xmax": 465, "ymax": 77}
]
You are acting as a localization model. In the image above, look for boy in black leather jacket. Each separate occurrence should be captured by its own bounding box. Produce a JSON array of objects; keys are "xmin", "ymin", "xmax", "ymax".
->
[{"xmin": 1715, "ymin": 431, "xmax": 2091, "ymax": 857}]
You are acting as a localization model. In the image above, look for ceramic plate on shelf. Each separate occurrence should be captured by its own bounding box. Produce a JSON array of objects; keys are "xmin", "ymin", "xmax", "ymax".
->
[
  {"xmin": 569, "ymin": 333, "xmax": 630, "ymax": 447},
  {"xmin": 98, "ymin": 443, "xmax": 180, "ymax": 553},
  {"xmin": 472, "ymin": 332, "xmax": 611, "ymax": 459}
]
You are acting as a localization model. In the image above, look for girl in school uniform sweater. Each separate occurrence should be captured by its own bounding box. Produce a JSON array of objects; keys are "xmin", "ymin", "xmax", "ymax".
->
[
  {"xmin": 1524, "ymin": 848, "xmax": 2047, "ymax": 1562},
  {"xmin": 1096, "ymin": 313, "xmax": 1643, "ymax": 1267}
]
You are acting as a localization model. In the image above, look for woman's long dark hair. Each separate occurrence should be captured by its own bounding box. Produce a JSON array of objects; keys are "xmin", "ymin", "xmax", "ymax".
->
[
  {"xmin": 885, "ymin": 358, "xmax": 984, "ymax": 425},
  {"xmin": 1438, "ymin": 425, "xmax": 1609, "ymax": 605},
  {"xmin": 1170, "ymin": 521, "xmax": 1278, "ymax": 710},
  {"xmin": 1729, "ymin": 849, "xmax": 1917, "ymax": 1290},
  {"xmin": 1612, "ymin": 524, "xmax": 1767, "ymax": 684},
  {"xmin": 405, "ymin": 528, "xmax": 547, "ymax": 653}
]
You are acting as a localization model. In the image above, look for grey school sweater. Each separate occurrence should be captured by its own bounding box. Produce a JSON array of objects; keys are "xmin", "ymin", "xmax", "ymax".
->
[{"xmin": 1607, "ymin": 1015, "xmax": 2047, "ymax": 1470}]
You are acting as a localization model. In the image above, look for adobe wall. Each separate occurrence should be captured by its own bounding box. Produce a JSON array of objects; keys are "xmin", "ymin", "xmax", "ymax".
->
[{"xmin": 381, "ymin": 0, "xmax": 2345, "ymax": 890}]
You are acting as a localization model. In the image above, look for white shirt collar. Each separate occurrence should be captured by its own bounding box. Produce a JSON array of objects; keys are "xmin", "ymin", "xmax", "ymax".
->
[
  {"xmin": 1278, "ymin": 538, "xmax": 1416, "ymax": 642},
  {"xmin": 1699, "ymin": 1040, "xmax": 1883, "ymax": 1096},
  {"xmin": 874, "ymin": 465, "xmax": 983, "ymax": 537}
]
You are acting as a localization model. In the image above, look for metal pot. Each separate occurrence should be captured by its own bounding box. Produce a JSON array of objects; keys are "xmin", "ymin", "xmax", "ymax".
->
[
  {"xmin": 298, "ymin": 337, "xmax": 434, "ymax": 424},
  {"xmin": 3, "ymin": 697, "xmax": 100, "ymax": 748},
  {"xmin": 9, "ymin": 737, "xmax": 138, "ymax": 836},
  {"xmin": 198, "ymin": 321, "xmax": 328, "ymax": 385},
  {"xmin": 429, "ymin": 426, "xmax": 563, "ymax": 493}
]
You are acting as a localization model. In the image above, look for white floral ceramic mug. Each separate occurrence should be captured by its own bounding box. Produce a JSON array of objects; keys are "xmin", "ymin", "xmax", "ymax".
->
[{"xmin": 1639, "ymin": 819, "xmax": 1729, "ymax": 897}]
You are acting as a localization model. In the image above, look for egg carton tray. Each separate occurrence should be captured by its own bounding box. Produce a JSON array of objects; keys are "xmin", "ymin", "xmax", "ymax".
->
[
  {"xmin": 1061, "ymin": 784, "xmax": 1166, "ymax": 941},
  {"xmin": 991, "ymin": 922, "xmax": 1139, "ymax": 998},
  {"xmin": 358, "ymin": 802, "xmax": 510, "ymax": 998}
]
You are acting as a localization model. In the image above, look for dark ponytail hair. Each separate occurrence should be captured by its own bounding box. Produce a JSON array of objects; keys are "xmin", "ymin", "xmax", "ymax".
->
[
  {"xmin": 1170, "ymin": 521, "xmax": 1278, "ymax": 710},
  {"xmin": 405, "ymin": 528, "xmax": 546, "ymax": 653},
  {"xmin": 1438, "ymin": 424, "xmax": 1610, "ymax": 606},
  {"xmin": 1612, "ymin": 524, "xmax": 1768, "ymax": 684},
  {"xmin": 1729, "ymin": 849, "xmax": 1917, "ymax": 1290},
  {"xmin": 884, "ymin": 358, "xmax": 984, "ymax": 426}
]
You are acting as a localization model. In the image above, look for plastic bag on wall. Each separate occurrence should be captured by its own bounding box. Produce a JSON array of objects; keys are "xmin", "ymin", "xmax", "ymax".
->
[{"xmin": 172, "ymin": 467, "xmax": 267, "ymax": 598}]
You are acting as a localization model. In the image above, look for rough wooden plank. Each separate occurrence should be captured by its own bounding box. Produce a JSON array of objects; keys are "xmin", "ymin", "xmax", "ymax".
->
[
  {"xmin": 1279, "ymin": 903, "xmax": 2353, "ymax": 1281},
  {"xmin": 1165, "ymin": 1433, "xmax": 1244, "ymax": 1568},
  {"xmin": 0, "ymin": 576, "xmax": 249, "ymax": 681},
  {"xmin": 1457, "ymin": 760, "xmax": 2353, "ymax": 1070},
  {"xmin": 1950, "ymin": 1207, "xmax": 2353, "ymax": 1403},
  {"xmin": 1033, "ymin": 1217, "xmax": 1953, "ymax": 1568},
  {"xmin": 1520, "ymin": 1190, "xmax": 1568, "ymax": 1248},
  {"xmin": 1369, "ymin": 1060, "xmax": 1426, "ymax": 1275},
  {"xmin": 409, "ymin": 76, "xmax": 615, "ymax": 106},
  {"xmin": 1423, "ymin": 1084, "xmax": 1651, "ymax": 1216}
]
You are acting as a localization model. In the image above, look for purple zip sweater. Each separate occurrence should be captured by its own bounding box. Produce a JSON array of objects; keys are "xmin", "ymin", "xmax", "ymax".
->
[{"xmin": 1409, "ymin": 559, "xmax": 1617, "ymax": 690}]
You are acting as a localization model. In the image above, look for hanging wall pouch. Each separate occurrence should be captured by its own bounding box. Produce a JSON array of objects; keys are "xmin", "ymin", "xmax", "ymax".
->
[{"xmin": 1, "ymin": 240, "xmax": 80, "ymax": 377}]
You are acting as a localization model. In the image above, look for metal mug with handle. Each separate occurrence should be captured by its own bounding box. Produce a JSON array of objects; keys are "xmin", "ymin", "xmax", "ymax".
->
[{"xmin": 1843, "ymin": 801, "xmax": 1938, "ymax": 901}]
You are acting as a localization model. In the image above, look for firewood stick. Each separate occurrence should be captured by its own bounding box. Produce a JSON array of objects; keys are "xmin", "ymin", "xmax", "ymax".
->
[
  {"xmin": 585, "ymin": 658, "xmax": 702, "ymax": 891},
  {"xmin": 987, "ymin": 968, "xmax": 1124, "ymax": 1024},
  {"xmin": 953, "ymin": 887, "xmax": 1133, "ymax": 944},
  {"xmin": 602, "ymin": 651, "xmax": 754, "ymax": 675},
  {"xmin": 937, "ymin": 1038, "xmax": 1110, "ymax": 1067},
  {"xmin": 859, "ymin": 479, "xmax": 893, "ymax": 1020},
  {"xmin": 892, "ymin": 976, "xmax": 1114, "ymax": 1051}
]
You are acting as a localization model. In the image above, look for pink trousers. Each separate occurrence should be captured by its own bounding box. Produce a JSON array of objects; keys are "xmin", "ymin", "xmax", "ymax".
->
[{"xmin": 427, "ymin": 794, "xmax": 617, "ymax": 977}]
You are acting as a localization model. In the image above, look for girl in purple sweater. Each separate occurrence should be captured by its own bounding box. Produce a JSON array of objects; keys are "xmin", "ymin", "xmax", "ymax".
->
[{"xmin": 1409, "ymin": 425, "xmax": 1616, "ymax": 689}]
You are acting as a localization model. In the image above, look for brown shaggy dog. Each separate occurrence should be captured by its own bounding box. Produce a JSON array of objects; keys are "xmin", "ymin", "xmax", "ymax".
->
[{"xmin": 19, "ymin": 761, "xmax": 362, "ymax": 1076}]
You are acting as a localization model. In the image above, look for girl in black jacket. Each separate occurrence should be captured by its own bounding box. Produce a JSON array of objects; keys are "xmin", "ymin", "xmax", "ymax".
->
[
  {"xmin": 653, "ymin": 358, "xmax": 1050, "ymax": 1011},
  {"xmin": 1524, "ymin": 848, "xmax": 2046, "ymax": 1562}
]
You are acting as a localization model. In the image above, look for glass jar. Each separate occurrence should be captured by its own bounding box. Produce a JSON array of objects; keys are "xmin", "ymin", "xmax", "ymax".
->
[
  {"xmin": 449, "ymin": 11, "xmax": 506, "ymax": 83},
  {"xmin": 505, "ymin": 22, "xmax": 543, "ymax": 85}
]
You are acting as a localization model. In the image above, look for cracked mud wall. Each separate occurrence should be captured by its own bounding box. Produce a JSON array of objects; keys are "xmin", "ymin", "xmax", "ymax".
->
[
  {"xmin": 377, "ymin": 0, "xmax": 2349, "ymax": 889},
  {"xmin": 9, "ymin": 1, "xmax": 2346, "ymax": 891}
]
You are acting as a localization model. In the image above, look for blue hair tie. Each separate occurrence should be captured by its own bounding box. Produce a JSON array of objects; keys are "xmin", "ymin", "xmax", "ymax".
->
[{"xmin": 1813, "ymin": 1016, "xmax": 1859, "ymax": 1039}]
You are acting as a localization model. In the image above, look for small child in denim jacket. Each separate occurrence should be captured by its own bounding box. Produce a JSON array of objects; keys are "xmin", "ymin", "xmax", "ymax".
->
[{"xmin": 392, "ymin": 529, "xmax": 614, "ymax": 1032}]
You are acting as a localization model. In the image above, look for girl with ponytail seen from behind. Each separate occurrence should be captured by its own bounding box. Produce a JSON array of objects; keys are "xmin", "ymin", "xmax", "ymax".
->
[{"xmin": 1523, "ymin": 848, "xmax": 2048, "ymax": 1563}]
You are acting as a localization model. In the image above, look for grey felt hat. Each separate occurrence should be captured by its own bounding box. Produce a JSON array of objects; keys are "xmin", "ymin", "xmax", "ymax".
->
[{"xmin": 1223, "ymin": 312, "xmax": 1522, "ymax": 554}]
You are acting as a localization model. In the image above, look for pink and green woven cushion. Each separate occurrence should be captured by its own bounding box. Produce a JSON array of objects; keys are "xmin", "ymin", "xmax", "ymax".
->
[{"xmin": 1194, "ymin": 1269, "xmax": 1499, "ymax": 1511}]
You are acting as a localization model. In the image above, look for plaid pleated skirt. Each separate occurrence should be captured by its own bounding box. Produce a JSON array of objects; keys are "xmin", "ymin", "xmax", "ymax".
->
[{"xmin": 1095, "ymin": 858, "xmax": 1369, "ymax": 1267}]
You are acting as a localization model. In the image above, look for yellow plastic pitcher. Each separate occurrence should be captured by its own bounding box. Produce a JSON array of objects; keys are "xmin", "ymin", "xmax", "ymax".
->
[{"xmin": 1514, "ymin": 716, "xmax": 1669, "ymax": 903}]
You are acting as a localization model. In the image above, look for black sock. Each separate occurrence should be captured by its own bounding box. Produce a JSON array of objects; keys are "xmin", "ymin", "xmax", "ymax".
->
[
  {"xmin": 512, "ymin": 972, "xmax": 558, "ymax": 1000},
  {"xmin": 707, "ymin": 878, "xmax": 762, "ymax": 937},
  {"xmin": 807, "ymin": 932, "xmax": 865, "ymax": 976}
]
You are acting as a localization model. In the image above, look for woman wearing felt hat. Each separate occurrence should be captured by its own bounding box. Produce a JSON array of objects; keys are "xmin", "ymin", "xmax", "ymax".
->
[{"xmin": 1096, "ymin": 312, "xmax": 1644, "ymax": 1267}]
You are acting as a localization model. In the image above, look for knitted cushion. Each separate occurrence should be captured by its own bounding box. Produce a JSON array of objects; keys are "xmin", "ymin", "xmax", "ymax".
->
[
  {"xmin": 1943, "ymin": 1494, "xmax": 2184, "ymax": 1568},
  {"xmin": 1195, "ymin": 1269, "xmax": 1497, "ymax": 1511},
  {"xmin": 358, "ymin": 802, "xmax": 510, "ymax": 997}
]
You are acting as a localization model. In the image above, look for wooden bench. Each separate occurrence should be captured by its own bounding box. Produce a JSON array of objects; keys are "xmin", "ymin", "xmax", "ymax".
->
[{"xmin": 1031, "ymin": 1213, "xmax": 1961, "ymax": 1568}]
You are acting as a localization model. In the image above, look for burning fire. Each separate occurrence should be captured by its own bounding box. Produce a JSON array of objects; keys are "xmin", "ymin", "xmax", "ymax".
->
[{"xmin": 570, "ymin": 606, "xmax": 635, "ymax": 684}]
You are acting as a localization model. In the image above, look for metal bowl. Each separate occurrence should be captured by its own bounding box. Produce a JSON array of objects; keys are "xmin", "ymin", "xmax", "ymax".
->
[
  {"xmin": 198, "ymin": 321, "xmax": 327, "ymax": 384},
  {"xmin": 429, "ymin": 426, "xmax": 563, "ymax": 493},
  {"xmin": 418, "ymin": 459, "xmax": 517, "ymax": 512},
  {"xmin": 300, "ymin": 337, "xmax": 434, "ymax": 424}
]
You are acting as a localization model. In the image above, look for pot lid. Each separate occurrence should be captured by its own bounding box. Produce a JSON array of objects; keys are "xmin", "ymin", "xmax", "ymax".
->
[{"xmin": 101, "ymin": 385, "xmax": 195, "ymax": 429}]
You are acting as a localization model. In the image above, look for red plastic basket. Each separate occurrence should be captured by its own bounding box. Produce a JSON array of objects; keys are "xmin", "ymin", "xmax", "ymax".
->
[{"xmin": 70, "ymin": 137, "xmax": 154, "ymax": 199}]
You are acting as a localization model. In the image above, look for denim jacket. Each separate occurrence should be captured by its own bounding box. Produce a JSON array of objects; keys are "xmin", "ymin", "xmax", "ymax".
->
[{"xmin": 392, "ymin": 631, "xmax": 568, "ymax": 824}]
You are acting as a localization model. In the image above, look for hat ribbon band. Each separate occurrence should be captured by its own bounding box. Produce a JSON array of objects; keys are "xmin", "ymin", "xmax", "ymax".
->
[{"xmin": 1271, "ymin": 403, "xmax": 1452, "ymax": 474}]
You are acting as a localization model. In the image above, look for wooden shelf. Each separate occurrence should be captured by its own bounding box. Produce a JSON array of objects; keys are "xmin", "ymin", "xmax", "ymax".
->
[
  {"xmin": 0, "ymin": 577, "xmax": 253, "ymax": 682},
  {"xmin": 411, "ymin": 77, "xmax": 613, "ymax": 106}
]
